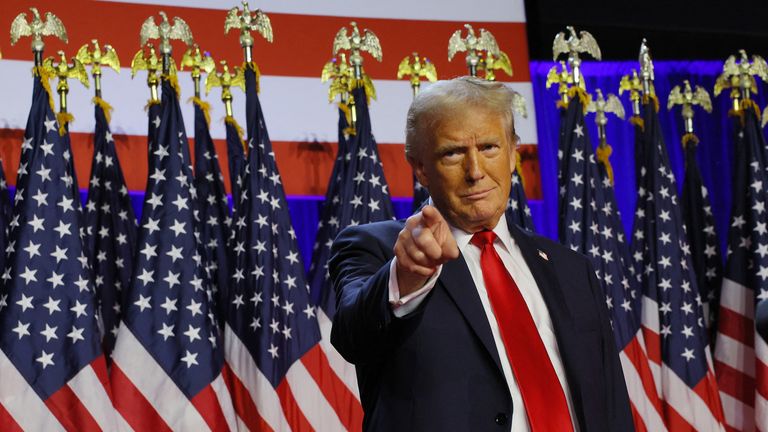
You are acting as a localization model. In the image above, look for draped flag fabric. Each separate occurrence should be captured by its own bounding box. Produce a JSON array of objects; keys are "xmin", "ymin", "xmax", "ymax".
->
[
  {"xmin": 507, "ymin": 167, "xmax": 535, "ymax": 230},
  {"xmin": 559, "ymin": 93, "xmax": 665, "ymax": 431},
  {"xmin": 680, "ymin": 135, "xmax": 722, "ymax": 334},
  {"xmin": 83, "ymin": 98, "xmax": 137, "ymax": 358},
  {"xmin": 713, "ymin": 105, "xmax": 768, "ymax": 432},
  {"xmin": 309, "ymin": 107, "xmax": 351, "ymax": 310},
  {"xmin": 0, "ymin": 75, "xmax": 116, "ymax": 431},
  {"xmin": 110, "ymin": 80, "xmax": 236, "ymax": 431},
  {"xmin": 225, "ymin": 117, "xmax": 246, "ymax": 212},
  {"xmin": 0, "ymin": 156, "xmax": 10, "ymax": 268},
  {"xmin": 192, "ymin": 98, "xmax": 231, "ymax": 323},
  {"xmin": 223, "ymin": 64, "xmax": 362, "ymax": 431},
  {"xmin": 632, "ymin": 97, "xmax": 725, "ymax": 431}
]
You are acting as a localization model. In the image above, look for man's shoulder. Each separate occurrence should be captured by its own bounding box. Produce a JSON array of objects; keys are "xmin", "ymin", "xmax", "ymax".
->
[{"xmin": 335, "ymin": 219, "xmax": 405, "ymax": 248}]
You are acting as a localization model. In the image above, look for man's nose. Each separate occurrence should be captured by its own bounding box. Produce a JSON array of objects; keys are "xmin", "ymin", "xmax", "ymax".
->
[{"xmin": 464, "ymin": 150, "xmax": 484, "ymax": 181}]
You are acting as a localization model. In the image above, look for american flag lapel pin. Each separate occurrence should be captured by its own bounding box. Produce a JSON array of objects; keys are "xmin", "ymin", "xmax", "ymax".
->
[{"xmin": 538, "ymin": 250, "xmax": 548, "ymax": 261}]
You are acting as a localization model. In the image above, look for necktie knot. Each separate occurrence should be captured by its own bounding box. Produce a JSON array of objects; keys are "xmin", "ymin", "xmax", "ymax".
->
[{"xmin": 471, "ymin": 230, "xmax": 497, "ymax": 249}]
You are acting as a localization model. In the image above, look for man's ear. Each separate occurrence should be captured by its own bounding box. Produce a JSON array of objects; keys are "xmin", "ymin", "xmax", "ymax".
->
[
  {"xmin": 408, "ymin": 154, "xmax": 429, "ymax": 189},
  {"xmin": 508, "ymin": 143, "xmax": 517, "ymax": 174}
]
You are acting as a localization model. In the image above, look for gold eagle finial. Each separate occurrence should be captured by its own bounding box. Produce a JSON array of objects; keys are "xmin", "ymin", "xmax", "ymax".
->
[
  {"xmin": 397, "ymin": 52, "xmax": 438, "ymax": 96},
  {"xmin": 140, "ymin": 11, "xmax": 193, "ymax": 73},
  {"xmin": 618, "ymin": 69, "xmax": 643, "ymax": 116},
  {"xmin": 10, "ymin": 8, "xmax": 68, "ymax": 64},
  {"xmin": 206, "ymin": 60, "xmax": 245, "ymax": 117},
  {"xmin": 448, "ymin": 24, "xmax": 500, "ymax": 77},
  {"xmin": 181, "ymin": 44, "xmax": 215, "ymax": 98},
  {"xmin": 668, "ymin": 80, "xmax": 712, "ymax": 136},
  {"xmin": 224, "ymin": 1, "xmax": 273, "ymax": 64},
  {"xmin": 333, "ymin": 21, "xmax": 382, "ymax": 80},
  {"xmin": 76, "ymin": 40, "xmax": 120, "ymax": 98},
  {"xmin": 479, "ymin": 50, "xmax": 513, "ymax": 82},
  {"xmin": 552, "ymin": 26, "xmax": 600, "ymax": 89},
  {"xmin": 714, "ymin": 49, "xmax": 768, "ymax": 113}
]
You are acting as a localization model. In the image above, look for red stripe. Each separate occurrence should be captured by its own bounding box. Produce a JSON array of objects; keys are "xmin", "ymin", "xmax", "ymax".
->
[
  {"xmin": 692, "ymin": 371, "xmax": 725, "ymax": 423},
  {"xmin": 45, "ymin": 382, "xmax": 101, "ymax": 432},
  {"xmin": 629, "ymin": 402, "xmax": 648, "ymax": 432},
  {"xmin": 0, "ymin": 0, "xmax": 530, "ymax": 82},
  {"xmin": 190, "ymin": 382, "xmax": 230, "ymax": 432},
  {"xmin": 0, "ymin": 129, "xmax": 542, "ymax": 199},
  {"xmin": 300, "ymin": 345, "xmax": 364, "ymax": 432},
  {"xmin": 717, "ymin": 307, "xmax": 755, "ymax": 347},
  {"xmin": 275, "ymin": 379, "xmax": 314, "ymax": 432},
  {"xmin": 90, "ymin": 357, "xmax": 115, "ymax": 405},
  {"xmin": 725, "ymin": 424, "xmax": 741, "ymax": 432},
  {"xmin": 662, "ymin": 400, "xmax": 697, "ymax": 432},
  {"xmin": 110, "ymin": 363, "xmax": 172, "ymax": 432},
  {"xmin": 622, "ymin": 336, "xmax": 664, "ymax": 415},
  {"xmin": 715, "ymin": 359, "xmax": 756, "ymax": 406},
  {"xmin": 642, "ymin": 326, "xmax": 662, "ymax": 365},
  {"xmin": 222, "ymin": 363, "xmax": 273, "ymax": 432},
  {"xmin": 757, "ymin": 356, "xmax": 768, "ymax": 399},
  {"xmin": 0, "ymin": 403, "xmax": 23, "ymax": 432}
]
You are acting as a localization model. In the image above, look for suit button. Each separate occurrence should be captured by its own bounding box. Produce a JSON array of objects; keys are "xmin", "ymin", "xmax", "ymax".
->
[{"xmin": 495, "ymin": 413, "xmax": 508, "ymax": 426}]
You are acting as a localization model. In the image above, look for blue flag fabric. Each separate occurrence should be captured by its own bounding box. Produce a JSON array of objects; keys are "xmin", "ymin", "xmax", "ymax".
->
[
  {"xmin": 225, "ymin": 64, "xmax": 321, "ymax": 387},
  {"xmin": 0, "ymin": 75, "xmax": 105, "ymax": 399},
  {"xmin": 0, "ymin": 157, "xmax": 10, "ymax": 270},
  {"xmin": 115, "ymin": 79, "xmax": 224, "ymax": 396},
  {"xmin": 561, "ymin": 95, "xmax": 641, "ymax": 342},
  {"xmin": 225, "ymin": 118, "xmax": 246, "ymax": 210},
  {"xmin": 507, "ymin": 167, "xmax": 535, "ymax": 231},
  {"xmin": 308, "ymin": 108, "xmax": 350, "ymax": 308},
  {"xmin": 192, "ymin": 100, "xmax": 231, "ymax": 324},
  {"xmin": 83, "ymin": 100, "xmax": 137, "ymax": 358},
  {"xmin": 680, "ymin": 136, "xmax": 722, "ymax": 331}
]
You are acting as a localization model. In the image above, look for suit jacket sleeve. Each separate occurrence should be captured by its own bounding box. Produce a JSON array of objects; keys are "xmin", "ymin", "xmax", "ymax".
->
[
  {"xmin": 329, "ymin": 223, "xmax": 399, "ymax": 365},
  {"xmin": 585, "ymin": 256, "xmax": 635, "ymax": 431}
]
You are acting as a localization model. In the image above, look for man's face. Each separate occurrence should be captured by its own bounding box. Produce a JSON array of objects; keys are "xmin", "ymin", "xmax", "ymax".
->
[{"xmin": 411, "ymin": 106, "xmax": 516, "ymax": 233}]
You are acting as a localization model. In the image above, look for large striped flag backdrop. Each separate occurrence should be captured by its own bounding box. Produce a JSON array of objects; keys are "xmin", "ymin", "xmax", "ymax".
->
[{"xmin": 0, "ymin": 0, "xmax": 540, "ymax": 209}]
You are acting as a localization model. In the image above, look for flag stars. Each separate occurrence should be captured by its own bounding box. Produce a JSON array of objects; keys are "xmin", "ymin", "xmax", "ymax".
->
[
  {"xmin": 187, "ymin": 299, "xmax": 203, "ymax": 317},
  {"xmin": 12, "ymin": 321, "xmax": 31, "ymax": 339},
  {"xmin": 70, "ymin": 300, "xmax": 88, "ymax": 318},
  {"xmin": 183, "ymin": 325, "xmax": 201, "ymax": 343},
  {"xmin": 19, "ymin": 267, "xmax": 37, "ymax": 285},
  {"xmin": 160, "ymin": 297, "xmax": 178, "ymax": 315},
  {"xmin": 40, "ymin": 323, "xmax": 59, "ymax": 342},
  {"xmin": 158, "ymin": 323, "xmax": 175, "ymax": 341},
  {"xmin": 53, "ymin": 220, "xmax": 71, "ymax": 238},
  {"xmin": 681, "ymin": 348, "xmax": 695, "ymax": 362},
  {"xmin": 67, "ymin": 327, "xmax": 85, "ymax": 343},
  {"xmin": 181, "ymin": 350, "xmax": 199, "ymax": 368},
  {"xmin": 135, "ymin": 295, "xmax": 152, "ymax": 312},
  {"xmin": 268, "ymin": 344, "xmax": 279, "ymax": 359},
  {"xmin": 36, "ymin": 351, "xmax": 55, "ymax": 369}
]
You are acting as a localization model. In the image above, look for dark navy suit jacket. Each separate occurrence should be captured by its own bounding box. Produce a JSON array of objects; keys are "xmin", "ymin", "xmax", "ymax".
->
[{"xmin": 329, "ymin": 214, "xmax": 634, "ymax": 431}]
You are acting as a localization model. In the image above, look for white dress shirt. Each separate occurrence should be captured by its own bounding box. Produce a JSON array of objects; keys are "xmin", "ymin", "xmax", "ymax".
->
[{"xmin": 388, "ymin": 216, "xmax": 579, "ymax": 431}]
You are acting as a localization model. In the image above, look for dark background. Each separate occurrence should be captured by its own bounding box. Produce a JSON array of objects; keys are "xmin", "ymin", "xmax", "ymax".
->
[{"xmin": 524, "ymin": 1, "xmax": 768, "ymax": 60}]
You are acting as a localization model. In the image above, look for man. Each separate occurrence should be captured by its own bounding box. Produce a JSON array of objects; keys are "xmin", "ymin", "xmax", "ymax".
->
[{"xmin": 330, "ymin": 76, "xmax": 633, "ymax": 431}]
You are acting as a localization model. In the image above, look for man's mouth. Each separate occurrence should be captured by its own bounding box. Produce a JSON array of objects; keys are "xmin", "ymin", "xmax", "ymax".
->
[{"xmin": 460, "ymin": 188, "xmax": 494, "ymax": 200}]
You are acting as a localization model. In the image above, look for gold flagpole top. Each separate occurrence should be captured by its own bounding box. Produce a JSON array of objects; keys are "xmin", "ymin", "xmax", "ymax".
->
[
  {"xmin": 587, "ymin": 88, "xmax": 624, "ymax": 140},
  {"xmin": 181, "ymin": 44, "xmax": 215, "ymax": 98},
  {"xmin": 396, "ymin": 52, "xmax": 437, "ymax": 97},
  {"xmin": 333, "ymin": 21, "xmax": 382, "ymax": 80},
  {"xmin": 131, "ymin": 43, "xmax": 163, "ymax": 103},
  {"xmin": 638, "ymin": 39, "xmax": 655, "ymax": 98},
  {"xmin": 224, "ymin": 1, "xmax": 273, "ymax": 65},
  {"xmin": 140, "ymin": 11, "xmax": 194, "ymax": 75},
  {"xmin": 552, "ymin": 26, "xmax": 600, "ymax": 90},
  {"xmin": 479, "ymin": 50, "xmax": 513, "ymax": 82},
  {"xmin": 618, "ymin": 69, "xmax": 642, "ymax": 116},
  {"xmin": 448, "ymin": 24, "xmax": 499, "ymax": 77},
  {"xmin": 546, "ymin": 61, "xmax": 573, "ymax": 106},
  {"xmin": 42, "ymin": 50, "xmax": 89, "ymax": 134},
  {"xmin": 10, "ymin": 8, "xmax": 67, "ymax": 66},
  {"xmin": 714, "ymin": 49, "xmax": 768, "ymax": 114},
  {"xmin": 206, "ymin": 60, "xmax": 245, "ymax": 118},
  {"xmin": 322, "ymin": 54, "xmax": 355, "ymax": 103},
  {"xmin": 668, "ymin": 80, "xmax": 712, "ymax": 136},
  {"xmin": 76, "ymin": 40, "xmax": 120, "ymax": 98}
]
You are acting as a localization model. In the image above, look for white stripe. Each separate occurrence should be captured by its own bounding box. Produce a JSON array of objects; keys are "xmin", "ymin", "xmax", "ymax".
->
[
  {"xmin": 210, "ymin": 372, "xmax": 238, "ymax": 432},
  {"xmin": 756, "ymin": 392, "xmax": 768, "ymax": 432},
  {"xmin": 0, "ymin": 349, "xmax": 65, "ymax": 431},
  {"xmin": 714, "ymin": 333, "xmax": 756, "ymax": 378},
  {"xmin": 285, "ymin": 360, "xmax": 347, "ymax": 432},
  {"xmin": 317, "ymin": 310, "xmax": 360, "ymax": 400},
  {"xmin": 641, "ymin": 295, "xmax": 660, "ymax": 333},
  {"xmin": 67, "ymin": 363, "xmax": 117, "ymax": 431},
  {"xmin": 662, "ymin": 365, "xmax": 724, "ymax": 432},
  {"xmin": 618, "ymin": 350, "xmax": 667, "ymax": 432},
  {"xmin": 224, "ymin": 324, "xmax": 291, "ymax": 432},
  {"xmin": 756, "ymin": 324, "xmax": 768, "ymax": 366},
  {"xmin": 719, "ymin": 278, "xmax": 755, "ymax": 319},
  {"xmin": 719, "ymin": 391, "xmax": 754, "ymax": 431},
  {"xmin": 111, "ymin": 324, "xmax": 210, "ymax": 431},
  {"xmin": 97, "ymin": 0, "xmax": 528, "ymax": 23},
  {"xmin": 0, "ymin": 61, "xmax": 538, "ymax": 146}
]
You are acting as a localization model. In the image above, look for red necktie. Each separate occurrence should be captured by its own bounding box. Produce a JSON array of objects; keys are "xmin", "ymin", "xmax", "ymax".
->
[{"xmin": 471, "ymin": 230, "xmax": 574, "ymax": 432}]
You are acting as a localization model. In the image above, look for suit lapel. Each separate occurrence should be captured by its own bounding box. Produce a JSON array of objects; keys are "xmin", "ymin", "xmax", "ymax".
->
[{"xmin": 438, "ymin": 256, "xmax": 504, "ymax": 374}]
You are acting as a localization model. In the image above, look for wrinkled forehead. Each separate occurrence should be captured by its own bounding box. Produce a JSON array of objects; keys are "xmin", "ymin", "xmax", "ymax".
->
[{"xmin": 427, "ymin": 103, "xmax": 515, "ymax": 139}]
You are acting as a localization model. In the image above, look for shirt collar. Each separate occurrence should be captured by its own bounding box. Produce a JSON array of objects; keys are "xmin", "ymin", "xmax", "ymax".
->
[{"xmin": 450, "ymin": 214, "xmax": 515, "ymax": 255}]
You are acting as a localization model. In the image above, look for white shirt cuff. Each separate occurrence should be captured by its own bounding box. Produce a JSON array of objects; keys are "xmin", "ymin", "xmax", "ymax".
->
[{"xmin": 388, "ymin": 258, "xmax": 442, "ymax": 318}]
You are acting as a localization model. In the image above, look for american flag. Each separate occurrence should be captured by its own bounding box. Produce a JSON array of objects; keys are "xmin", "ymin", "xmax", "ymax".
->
[
  {"xmin": 110, "ymin": 79, "xmax": 237, "ymax": 430},
  {"xmin": 0, "ymin": 154, "xmax": 10, "ymax": 269},
  {"xmin": 83, "ymin": 98, "xmax": 138, "ymax": 359},
  {"xmin": 223, "ymin": 64, "xmax": 360, "ymax": 431},
  {"xmin": 225, "ymin": 116, "xmax": 246, "ymax": 213},
  {"xmin": 507, "ymin": 165, "xmax": 535, "ymax": 230},
  {"xmin": 412, "ymin": 176, "xmax": 429, "ymax": 212},
  {"xmin": 559, "ymin": 91, "xmax": 665, "ymax": 431},
  {"xmin": 309, "ymin": 107, "xmax": 351, "ymax": 311},
  {"xmin": 713, "ymin": 105, "xmax": 768, "ymax": 431},
  {"xmin": 632, "ymin": 96, "xmax": 725, "ymax": 431},
  {"xmin": 0, "ymin": 74, "xmax": 116, "ymax": 430},
  {"xmin": 680, "ymin": 134, "xmax": 722, "ymax": 335},
  {"xmin": 192, "ymin": 98, "xmax": 232, "ymax": 324}
]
